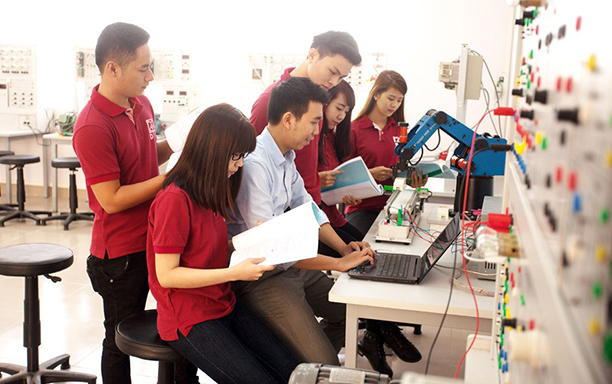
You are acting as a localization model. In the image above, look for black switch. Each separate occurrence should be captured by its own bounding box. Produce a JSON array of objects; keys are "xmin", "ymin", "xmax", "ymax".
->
[
  {"xmin": 562, "ymin": 251, "xmax": 569, "ymax": 267},
  {"xmin": 560, "ymin": 130, "xmax": 567, "ymax": 146},
  {"xmin": 558, "ymin": 25, "xmax": 567, "ymax": 39},
  {"xmin": 526, "ymin": 94, "xmax": 533, "ymax": 105},
  {"xmin": 534, "ymin": 90, "xmax": 548, "ymax": 104},
  {"xmin": 512, "ymin": 89, "xmax": 524, "ymax": 97},
  {"xmin": 557, "ymin": 108, "xmax": 579, "ymax": 124},
  {"xmin": 521, "ymin": 110, "xmax": 535, "ymax": 120},
  {"xmin": 516, "ymin": 18, "xmax": 526, "ymax": 26},
  {"xmin": 546, "ymin": 174, "xmax": 552, "ymax": 188},
  {"xmin": 525, "ymin": 174, "xmax": 531, "ymax": 189},
  {"xmin": 502, "ymin": 318, "xmax": 518, "ymax": 328},
  {"xmin": 546, "ymin": 33, "xmax": 554, "ymax": 46},
  {"xmin": 523, "ymin": 10, "xmax": 536, "ymax": 19}
]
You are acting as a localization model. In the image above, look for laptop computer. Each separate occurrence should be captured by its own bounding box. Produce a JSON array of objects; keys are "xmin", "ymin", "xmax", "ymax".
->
[{"xmin": 348, "ymin": 214, "xmax": 461, "ymax": 284}]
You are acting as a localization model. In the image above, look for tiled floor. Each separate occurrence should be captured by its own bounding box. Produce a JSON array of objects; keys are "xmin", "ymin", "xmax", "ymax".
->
[{"xmin": 0, "ymin": 194, "xmax": 472, "ymax": 383}]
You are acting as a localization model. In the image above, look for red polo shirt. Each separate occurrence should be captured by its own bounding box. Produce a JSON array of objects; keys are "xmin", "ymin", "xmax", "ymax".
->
[
  {"xmin": 318, "ymin": 130, "xmax": 348, "ymax": 227},
  {"xmin": 250, "ymin": 67, "xmax": 322, "ymax": 204},
  {"xmin": 147, "ymin": 183, "xmax": 235, "ymax": 341},
  {"xmin": 346, "ymin": 115, "xmax": 400, "ymax": 214},
  {"xmin": 73, "ymin": 85, "xmax": 159, "ymax": 259}
]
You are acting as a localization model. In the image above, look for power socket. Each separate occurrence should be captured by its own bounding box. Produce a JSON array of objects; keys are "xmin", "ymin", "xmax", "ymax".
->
[{"xmin": 19, "ymin": 115, "xmax": 34, "ymax": 128}]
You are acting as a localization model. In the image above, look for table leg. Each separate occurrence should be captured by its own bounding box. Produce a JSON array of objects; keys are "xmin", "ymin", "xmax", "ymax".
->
[
  {"xmin": 5, "ymin": 140, "xmax": 12, "ymax": 204},
  {"xmin": 52, "ymin": 143, "xmax": 58, "ymax": 212},
  {"xmin": 344, "ymin": 305, "xmax": 360, "ymax": 368},
  {"xmin": 42, "ymin": 137, "xmax": 49, "ymax": 199}
]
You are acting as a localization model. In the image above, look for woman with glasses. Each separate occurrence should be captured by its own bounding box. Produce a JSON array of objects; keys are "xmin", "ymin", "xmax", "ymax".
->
[{"xmin": 146, "ymin": 104, "xmax": 298, "ymax": 384}]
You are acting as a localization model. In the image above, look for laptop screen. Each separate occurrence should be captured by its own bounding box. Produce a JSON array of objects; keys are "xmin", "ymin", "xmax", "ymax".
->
[{"xmin": 422, "ymin": 214, "xmax": 462, "ymax": 276}]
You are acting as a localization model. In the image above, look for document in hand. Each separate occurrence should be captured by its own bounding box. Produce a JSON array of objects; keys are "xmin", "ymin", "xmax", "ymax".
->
[
  {"xmin": 229, "ymin": 202, "xmax": 323, "ymax": 267},
  {"xmin": 321, "ymin": 156, "xmax": 384, "ymax": 206}
]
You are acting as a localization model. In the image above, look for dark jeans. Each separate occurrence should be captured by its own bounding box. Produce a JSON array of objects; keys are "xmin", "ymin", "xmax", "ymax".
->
[
  {"xmin": 318, "ymin": 222, "xmax": 363, "ymax": 258},
  {"xmin": 87, "ymin": 251, "xmax": 149, "ymax": 384},
  {"xmin": 168, "ymin": 302, "xmax": 298, "ymax": 384},
  {"xmin": 346, "ymin": 210, "xmax": 380, "ymax": 240}
]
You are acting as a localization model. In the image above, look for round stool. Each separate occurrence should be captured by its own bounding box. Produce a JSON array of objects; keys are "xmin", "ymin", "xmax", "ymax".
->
[
  {"xmin": 0, "ymin": 155, "xmax": 51, "ymax": 226},
  {"xmin": 116, "ymin": 310, "xmax": 185, "ymax": 384},
  {"xmin": 0, "ymin": 150, "xmax": 16, "ymax": 212},
  {"xmin": 0, "ymin": 243, "xmax": 97, "ymax": 383},
  {"xmin": 41, "ymin": 157, "xmax": 94, "ymax": 230}
]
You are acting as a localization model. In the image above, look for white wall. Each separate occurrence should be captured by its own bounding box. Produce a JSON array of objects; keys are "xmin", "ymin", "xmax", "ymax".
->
[{"xmin": 0, "ymin": 0, "xmax": 515, "ymax": 189}]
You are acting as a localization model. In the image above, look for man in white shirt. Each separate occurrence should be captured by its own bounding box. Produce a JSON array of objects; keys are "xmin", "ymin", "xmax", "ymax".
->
[{"xmin": 227, "ymin": 77, "xmax": 374, "ymax": 365}]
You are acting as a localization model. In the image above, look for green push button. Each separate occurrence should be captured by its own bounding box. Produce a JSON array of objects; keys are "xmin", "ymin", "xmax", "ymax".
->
[
  {"xmin": 542, "ymin": 137, "xmax": 547, "ymax": 150},
  {"xmin": 593, "ymin": 281, "xmax": 603, "ymax": 299},
  {"xmin": 604, "ymin": 332, "xmax": 612, "ymax": 364},
  {"xmin": 601, "ymin": 208, "xmax": 610, "ymax": 224}
]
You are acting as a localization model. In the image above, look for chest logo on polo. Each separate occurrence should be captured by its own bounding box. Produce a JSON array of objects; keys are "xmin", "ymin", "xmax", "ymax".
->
[
  {"xmin": 393, "ymin": 136, "xmax": 400, "ymax": 144},
  {"xmin": 146, "ymin": 119, "xmax": 155, "ymax": 140}
]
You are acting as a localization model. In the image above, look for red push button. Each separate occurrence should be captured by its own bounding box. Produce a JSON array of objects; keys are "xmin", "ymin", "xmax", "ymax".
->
[
  {"xmin": 556, "ymin": 166, "xmax": 563, "ymax": 183},
  {"xmin": 569, "ymin": 172, "xmax": 578, "ymax": 191}
]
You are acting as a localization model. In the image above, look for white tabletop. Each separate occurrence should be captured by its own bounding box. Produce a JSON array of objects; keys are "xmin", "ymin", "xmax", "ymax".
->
[
  {"xmin": 329, "ymin": 201, "xmax": 495, "ymax": 368},
  {"xmin": 330, "ymin": 203, "xmax": 494, "ymax": 320},
  {"xmin": 0, "ymin": 130, "xmax": 37, "ymax": 138},
  {"xmin": 42, "ymin": 133, "xmax": 73, "ymax": 143}
]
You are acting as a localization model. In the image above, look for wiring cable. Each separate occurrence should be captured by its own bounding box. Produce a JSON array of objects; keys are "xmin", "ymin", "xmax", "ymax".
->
[{"xmin": 453, "ymin": 109, "xmax": 495, "ymax": 380}]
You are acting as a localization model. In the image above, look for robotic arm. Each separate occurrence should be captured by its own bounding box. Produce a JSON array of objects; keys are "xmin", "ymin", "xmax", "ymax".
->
[{"xmin": 393, "ymin": 109, "xmax": 510, "ymax": 179}]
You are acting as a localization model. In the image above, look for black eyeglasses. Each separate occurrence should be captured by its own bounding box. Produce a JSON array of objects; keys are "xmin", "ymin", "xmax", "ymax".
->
[{"xmin": 231, "ymin": 153, "xmax": 249, "ymax": 161}]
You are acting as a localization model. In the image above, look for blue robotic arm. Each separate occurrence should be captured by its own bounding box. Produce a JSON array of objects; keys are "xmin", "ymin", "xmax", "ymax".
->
[{"xmin": 393, "ymin": 110, "xmax": 509, "ymax": 178}]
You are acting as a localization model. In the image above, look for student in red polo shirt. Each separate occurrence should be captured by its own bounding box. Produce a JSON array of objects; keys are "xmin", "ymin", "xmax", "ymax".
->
[
  {"xmin": 72, "ymin": 23, "xmax": 175, "ymax": 383},
  {"xmin": 347, "ymin": 70, "xmax": 428, "ymax": 238},
  {"xmin": 250, "ymin": 31, "xmax": 361, "ymax": 208},
  {"xmin": 148, "ymin": 104, "xmax": 298, "ymax": 384},
  {"xmin": 318, "ymin": 79, "xmax": 423, "ymax": 377},
  {"xmin": 341, "ymin": 71, "xmax": 428, "ymax": 375},
  {"xmin": 317, "ymin": 80, "xmax": 362, "ymax": 241}
]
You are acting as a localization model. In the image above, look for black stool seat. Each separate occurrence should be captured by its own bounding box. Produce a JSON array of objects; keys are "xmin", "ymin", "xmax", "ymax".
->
[
  {"xmin": 0, "ymin": 243, "xmax": 96, "ymax": 384},
  {"xmin": 116, "ymin": 310, "xmax": 183, "ymax": 362},
  {"xmin": 116, "ymin": 310, "xmax": 184, "ymax": 384},
  {"xmin": 51, "ymin": 157, "xmax": 81, "ymax": 169},
  {"xmin": 0, "ymin": 151, "xmax": 15, "ymax": 157},
  {"xmin": 0, "ymin": 244, "xmax": 73, "ymax": 277},
  {"xmin": 0, "ymin": 155, "xmax": 40, "ymax": 166}
]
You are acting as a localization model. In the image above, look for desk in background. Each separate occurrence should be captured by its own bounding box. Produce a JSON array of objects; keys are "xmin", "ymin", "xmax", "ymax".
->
[
  {"xmin": 0, "ymin": 131, "xmax": 47, "ymax": 204},
  {"xmin": 329, "ymin": 203, "xmax": 494, "ymax": 368}
]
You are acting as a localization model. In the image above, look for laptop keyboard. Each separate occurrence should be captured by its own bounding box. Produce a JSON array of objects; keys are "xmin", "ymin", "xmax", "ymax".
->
[
  {"xmin": 351, "ymin": 253, "xmax": 413, "ymax": 277},
  {"xmin": 377, "ymin": 253, "xmax": 411, "ymax": 278}
]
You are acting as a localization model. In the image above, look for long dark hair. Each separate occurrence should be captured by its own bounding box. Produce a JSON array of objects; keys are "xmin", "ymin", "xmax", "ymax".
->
[
  {"xmin": 319, "ymin": 80, "xmax": 355, "ymax": 166},
  {"xmin": 354, "ymin": 70, "xmax": 407, "ymax": 124},
  {"xmin": 164, "ymin": 104, "xmax": 256, "ymax": 220}
]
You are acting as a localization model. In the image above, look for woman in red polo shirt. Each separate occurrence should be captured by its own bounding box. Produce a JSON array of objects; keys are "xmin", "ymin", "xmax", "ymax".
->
[
  {"xmin": 346, "ymin": 70, "xmax": 428, "ymax": 238},
  {"xmin": 343, "ymin": 71, "xmax": 427, "ymax": 375},
  {"xmin": 147, "ymin": 104, "xmax": 298, "ymax": 384},
  {"xmin": 318, "ymin": 80, "xmax": 363, "ymax": 241}
]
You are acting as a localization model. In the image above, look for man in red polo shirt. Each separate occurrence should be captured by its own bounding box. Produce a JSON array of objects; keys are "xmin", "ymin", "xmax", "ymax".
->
[
  {"xmin": 250, "ymin": 31, "xmax": 361, "ymax": 209},
  {"xmin": 72, "ymin": 22, "xmax": 175, "ymax": 383}
]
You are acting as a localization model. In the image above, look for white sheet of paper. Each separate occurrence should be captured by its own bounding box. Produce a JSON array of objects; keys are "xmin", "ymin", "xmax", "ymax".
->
[{"xmin": 229, "ymin": 202, "xmax": 321, "ymax": 267}]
